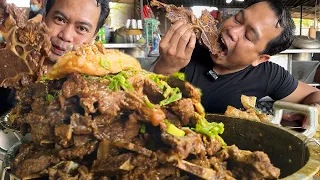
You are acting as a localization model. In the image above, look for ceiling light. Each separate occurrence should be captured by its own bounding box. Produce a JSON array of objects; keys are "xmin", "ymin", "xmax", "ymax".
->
[
  {"xmin": 236, "ymin": 0, "xmax": 245, "ymax": 1},
  {"xmin": 226, "ymin": 0, "xmax": 232, "ymax": 3}
]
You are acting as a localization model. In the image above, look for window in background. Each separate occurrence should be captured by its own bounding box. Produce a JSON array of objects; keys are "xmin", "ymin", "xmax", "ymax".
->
[
  {"xmin": 6, "ymin": 0, "xmax": 29, "ymax": 7},
  {"xmin": 191, "ymin": 6, "xmax": 218, "ymax": 18},
  {"xmin": 293, "ymin": 18, "xmax": 319, "ymax": 36}
]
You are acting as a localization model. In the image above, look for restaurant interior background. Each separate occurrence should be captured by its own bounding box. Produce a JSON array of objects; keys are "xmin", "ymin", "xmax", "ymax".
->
[{"xmin": 8, "ymin": 0, "xmax": 320, "ymax": 86}]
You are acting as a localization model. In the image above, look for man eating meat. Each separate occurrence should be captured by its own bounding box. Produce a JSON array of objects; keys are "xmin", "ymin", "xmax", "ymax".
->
[
  {"xmin": 152, "ymin": 0, "xmax": 320, "ymax": 115},
  {"xmin": 0, "ymin": 0, "xmax": 109, "ymax": 114}
]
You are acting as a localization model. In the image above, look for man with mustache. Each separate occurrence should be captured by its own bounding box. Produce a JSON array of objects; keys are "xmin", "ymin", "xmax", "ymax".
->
[
  {"xmin": 0, "ymin": 0, "xmax": 109, "ymax": 114},
  {"xmin": 152, "ymin": 0, "xmax": 320, "ymax": 117},
  {"xmin": 44, "ymin": 0, "xmax": 109, "ymax": 68}
]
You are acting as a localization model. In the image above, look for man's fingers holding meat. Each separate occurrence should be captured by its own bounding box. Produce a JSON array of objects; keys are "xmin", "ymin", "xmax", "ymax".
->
[
  {"xmin": 179, "ymin": 30, "xmax": 196, "ymax": 58},
  {"xmin": 156, "ymin": 20, "xmax": 196, "ymax": 75}
]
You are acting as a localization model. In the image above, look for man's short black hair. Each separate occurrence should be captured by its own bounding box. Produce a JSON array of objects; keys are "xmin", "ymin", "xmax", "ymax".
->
[
  {"xmin": 247, "ymin": 0, "xmax": 295, "ymax": 56},
  {"xmin": 45, "ymin": 0, "xmax": 110, "ymax": 34}
]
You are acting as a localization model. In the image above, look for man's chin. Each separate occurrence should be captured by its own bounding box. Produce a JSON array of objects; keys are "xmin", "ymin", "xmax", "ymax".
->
[
  {"xmin": 48, "ymin": 53, "xmax": 62, "ymax": 63},
  {"xmin": 210, "ymin": 53, "xmax": 221, "ymax": 62}
]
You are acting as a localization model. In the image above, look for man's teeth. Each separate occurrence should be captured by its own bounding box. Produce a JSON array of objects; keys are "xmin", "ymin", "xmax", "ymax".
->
[{"xmin": 221, "ymin": 37, "xmax": 225, "ymax": 45}]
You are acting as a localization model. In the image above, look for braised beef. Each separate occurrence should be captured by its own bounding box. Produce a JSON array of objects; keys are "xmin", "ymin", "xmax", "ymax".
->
[
  {"xmin": 58, "ymin": 140, "xmax": 98, "ymax": 160},
  {"xmin": 93, "ymin": 113, "xmax": 140, "ymax": 142},
  {"xmin": 48, "ymin": 161, "xmax": 81, "ymax": 180},
  {"xmin": 12, "ymin": 143, "xmax": 60, "ymax": 178},
  {"xmin": 217, "ymin": 145, "xmax": 280, "ymax": 179},
  {"xmin": 160, "ymin": 127, "xmax": 204, "ymax": 159},
  {"xmin": 8, "ymin": 72, "xmax": 280, "ymax": 179},
  {"xmin": 122, "ymin": 91, "xmax": 166, "ymax": 126},
  {"xmin": 73, "ymin": 135, "xmax": 93, "ymax": 147},
  {"xmin": 170, "ymin": 98, "xmax": 195, "ymax": 126},
  {"xmin": 167, "ymin": 76, "xmax": 201, "ymax": 103},
  {"xmin": 91, "ymin": 153, "xmax": 135, "ymax": 176},
  {"xmin": 143, "ymin": 78, "xmax": 164, "ymax": 104},
  {"xmin": 203, "ymin": 136, "xmax": 223, "ymax": 156},
  {"xmin": 70, "ymin": 113, "xmax": 93, "ymax": 135}
]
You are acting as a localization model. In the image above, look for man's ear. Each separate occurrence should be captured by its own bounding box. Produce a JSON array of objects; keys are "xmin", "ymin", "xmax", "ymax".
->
[{"xmin": 251, "ymin": 54, "xmax": 270, "ymax": 67}]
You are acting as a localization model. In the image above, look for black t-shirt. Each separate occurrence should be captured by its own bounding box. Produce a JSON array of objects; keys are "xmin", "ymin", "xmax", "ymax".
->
[
  {"xmin": 0, "ymin": 87, "xmax": 16, "ymax": 115},
  {"xmin": 183, "ymin": 44, "xmax": 298, "ymax": 114}
]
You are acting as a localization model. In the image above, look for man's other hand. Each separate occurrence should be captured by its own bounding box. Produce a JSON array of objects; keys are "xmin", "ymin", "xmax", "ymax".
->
[
  {"xmin": 282, "ymin": 111, "xmax": 307, "ymax": 129},
  {"xmin": 153, "ymin": 20, "xmax": 196, "ymax": 75}
]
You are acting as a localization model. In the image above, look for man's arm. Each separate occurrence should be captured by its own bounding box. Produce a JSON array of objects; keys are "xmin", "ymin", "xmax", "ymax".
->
[
  {"xmin": 281, "ymin": 81, "xmax": 320, "ymax": 104},
  {"xmin": 152, "ymin": 20, "xmax": 196, "ymax": 75}
]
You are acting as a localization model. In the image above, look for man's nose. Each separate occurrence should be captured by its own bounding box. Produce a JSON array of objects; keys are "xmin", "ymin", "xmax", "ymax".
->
[
  {"xmin": 226, "ymin": 25, "xmax": 244, "ymax": 42},
  {"xmin": 58, "ymin": 25, "xmax": 74, "ymax": 43}
]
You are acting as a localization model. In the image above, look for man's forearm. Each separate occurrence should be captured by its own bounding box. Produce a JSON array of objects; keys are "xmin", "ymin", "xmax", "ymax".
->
[{"xmin": 302, "ymin": 91, "xmax": 320, "ymax": 105}]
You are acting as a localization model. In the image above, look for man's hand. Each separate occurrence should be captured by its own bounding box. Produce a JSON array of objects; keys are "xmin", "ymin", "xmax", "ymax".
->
[
  {"xmin": 282, "ymin": 111, "xmax": 307, "ymax": 129},
  {"xmin": 281, "ymin": 103, "xmax": 320, "ymax": 131},
  {"xmin": 153, "ymin": 20, "xmax": 196, "ymax": 75}
]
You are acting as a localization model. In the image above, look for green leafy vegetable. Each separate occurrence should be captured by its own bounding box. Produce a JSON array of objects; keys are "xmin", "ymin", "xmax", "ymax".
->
[
  {"xmin": 172, "ymin": 72, "xmax": 185, "ymax": 81},
  {"xmin": 140, "ymin": 124, "xmax": 146, "ymax": 133},
  {"xmin": 100, "ymin": 58, "xmax": 111, "ymax": 69},
  {"xmin": 163, "ymin": 85, "xmax": 171, "ymax": 98},
  {"xmin": 159, "ymin": 87, "xmax": 182, "ymax": 106},
  {"xmin": 39, "ymin": 75, "xmax": 47, "ymax": 82},
  {"xmin": 144, "ymin": 96, "xmax": 155, "ymax": 108},
  {"xmin": 216, "ymin": 135, "xmax": 227, "ymax": 147},
  {"xmin": 193, "ymin": 114, "xmax": 224, "ymax": 138},
  {"xmin": 149, "ymin": 74, "xmax": 182, "ymax": 106},
  {"xmin": 164, "ymin": 120, "xmax": 185, "ymax": 137},
  {"xmin": 46, "ymin": 92, "xmax": 59, "ymax": 102},
  {"xmin": 106, "ymin": 73, "xmax": 134, "ymax": 92},
  {"xmin": 149, "ymin": 74, "xmax": 166, "ymax": 90}
]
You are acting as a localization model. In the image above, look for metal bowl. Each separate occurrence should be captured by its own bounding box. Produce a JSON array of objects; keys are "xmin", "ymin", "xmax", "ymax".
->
[
  {"xmin": 292, "ymin": 35, "xmax": 320, "ymax": 49},
  {"xmin": 208, "ymin": 114, "xmax": 320, "ymax": 179}
]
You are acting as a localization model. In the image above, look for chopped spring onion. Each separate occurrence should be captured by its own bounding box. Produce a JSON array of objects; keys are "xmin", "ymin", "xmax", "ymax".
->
[
  {"xmin": 163, "ymin": 85, "xmax": 171, "ymax": 98},
  {"xmin": 193, "ymin": 113, "xmax": 224, "ymax": 138},
  {"xmin": 216, "ymin": 135, "xmax": 227, "ymax": 147},
  {"xmin": 149, "ymin": 74, "xmax": 166, "ymax": 90},
  {"xmin": 149, "ymin": 74, "xmax": 182, "ymax": 106},
  {"xmin": 144, "ymin": 96, "xmax": 155, "ymax": 108},
  {"xmin": 46, "ymin": 92, "xmax": 59, "ymax": 102},
  {"xmin": 159, "ymin": 88, "xmax": 182, "ymax": 106},
  {"xmin": 40, "ymin": 75, "xmax": 47, "ymax": 82},
  {"xmin": 46, "ymin": 94, "xmax": 55, "ymax": 101},
  {"xmin": 100, "ymin": 58, "xmax": 111, "ymax": 69},
  {"xmin": 172, "ymin": 72, "xmax": 185, "ymax": 81},
  {"xmin": 106, "ymin": 73, "xmax": 134, "ymax": 92},
  {"xmin": 140, "ymin": 124, "xmax": 146, "ymax": 133},
  {"xmin": 164, "ymin": 120, "xmax": 185, "ymax": 137}
]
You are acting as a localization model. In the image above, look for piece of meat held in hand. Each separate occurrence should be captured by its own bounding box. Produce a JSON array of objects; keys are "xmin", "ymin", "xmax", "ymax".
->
[
  {"xmin": 0, "ymin": 2, "xmax": 51, "ymax": 89},
  {"xmin": 151, "ymin": 0, "xmax": 223, "ymax": 55}
]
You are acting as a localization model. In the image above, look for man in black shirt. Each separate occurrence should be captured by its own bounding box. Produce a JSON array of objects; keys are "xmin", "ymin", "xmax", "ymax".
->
[{"xmin": 153, "ymin": 0, "xmax": 320, "ymax": 113}]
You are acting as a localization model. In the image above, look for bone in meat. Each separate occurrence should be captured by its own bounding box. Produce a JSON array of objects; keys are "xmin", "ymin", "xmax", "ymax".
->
[
  {"xmin": 151, "ymin": 0, "xmax": 222, "ymax": 55},
  {"xmin": 0, "ymin": 1, "xmax": 51, "ymax": 89}
]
